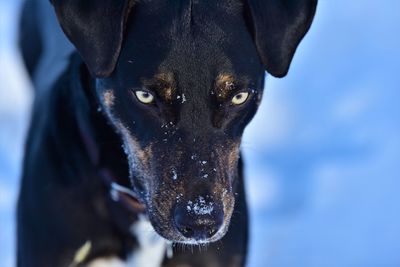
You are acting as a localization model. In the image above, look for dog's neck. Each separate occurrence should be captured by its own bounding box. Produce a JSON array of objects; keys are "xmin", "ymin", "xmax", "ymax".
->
[
  {"xmin": 73, "ymin": 56, "xmax": 130, "ymax": 183},
  {"xmin": 69, "ymin": 57, "xmax": 170, "ymax": 264},
  {"xmin": 69, "ymin": 54, "xmax": 144, "ymax": 221}
]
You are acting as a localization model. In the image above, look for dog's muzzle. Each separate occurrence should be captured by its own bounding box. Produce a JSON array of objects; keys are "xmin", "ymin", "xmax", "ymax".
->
[{"xmin": 173, "ymin": 196, "xmax": 224, "ymax": 241}]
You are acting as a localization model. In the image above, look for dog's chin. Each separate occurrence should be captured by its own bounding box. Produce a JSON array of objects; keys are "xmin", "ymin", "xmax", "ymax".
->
[
  {"xmin": 154, "ymin": 228, "xmax": 230, "ymax": 246},
  {"xmin": 176, "ymin": 224, "xmax": 230, "ymax": 245},
  {"xmin": 122, "ymin": 193, "xmax": 230, "ymax": 244},
  {"xmin": 147, "ymin": 214, "xmax": 231, "ymax": 245}
]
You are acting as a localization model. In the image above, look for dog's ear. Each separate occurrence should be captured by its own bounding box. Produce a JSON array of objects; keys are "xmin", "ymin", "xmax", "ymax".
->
[
  {"xmin": 50, "ymin": 0, "xmax": 134, "ymax": 77},
  {"xmin": 245, "ymin": 0, "xmax": 317, "ymax": 77}
]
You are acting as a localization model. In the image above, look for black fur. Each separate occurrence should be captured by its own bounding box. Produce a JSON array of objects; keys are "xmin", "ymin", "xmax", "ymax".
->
[
  {"xmin": 51, "ymin": 0, "xmax": 134, "ymax": 77},
  {"xmin": 245, "ymin": 0, "xmax": 317, "ymax": 77},
  {"xmin": 17, "ymin": 0, "xmax": 317, "ymax": 266}
]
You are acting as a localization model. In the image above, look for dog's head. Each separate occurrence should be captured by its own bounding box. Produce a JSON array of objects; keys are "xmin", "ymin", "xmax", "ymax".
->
[{"xmin": 52, "ymin": 0, "xmax": 317, "ymax": 244}]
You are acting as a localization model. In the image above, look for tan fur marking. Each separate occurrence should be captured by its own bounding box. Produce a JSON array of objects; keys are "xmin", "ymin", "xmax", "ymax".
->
[
  {"xmin": 103, "ymin": 90, "xmax": 115, "ymax": 108},
  {"xmin": 156, "ymin": 72, "xmax": 175, "ymax": 102},
  {"xmin": 117, "ymin": 121, "xmax": 153, "ymax": 169},
  {"xmin": 143, "ymin": 72, "xmax": 176, "ymax": 103},
  {"xmin": 227, "ymin": 143, "xmax": 240, "ymax": 172},
  {"xmin": 154, "ymin": 72, "xmax": 174, "ymax": 83},
  {"xmin": 108, "ymin": 121, "xmax": 154, "ymax": 193},
  {"xmin": 163, "ymin": 87, "xmax": 174, "ymax": 102},
  {"xmin": 215, "ymin": 74, "xmax": 235, "ymax": 99},
  {"xmin": 212, "ymin": 141, "xmax": 240, "ymax": 237},
  {"xmin": 136, "ymin": 143, "xmax": 153, "ymax": 168}
]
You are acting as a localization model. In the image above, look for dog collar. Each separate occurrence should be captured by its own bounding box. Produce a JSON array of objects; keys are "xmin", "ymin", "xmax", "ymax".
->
[
  {"xmin": 72, "ymin": 59, "xmax": 146, "ymax": 215},
  {"xmin": 99, "ymin": 168, "xmax": 146, "ymax": 214},
  {"xmin": 75, "ymin": 100, "xmax": 146, "ymax": 214}
]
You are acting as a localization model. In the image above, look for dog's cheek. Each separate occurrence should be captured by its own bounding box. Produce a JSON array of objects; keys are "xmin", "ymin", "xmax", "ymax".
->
[
  {"xmin": 146, "ymin": 194, "xmax": 180, "ymax": 240},
  {"xmin": 102, "ymin": 89, "xmax": 116, "ymax": 108},
  {"xmin": 214, "ymin": 141, "xmax": 240, "ymax": 181}
]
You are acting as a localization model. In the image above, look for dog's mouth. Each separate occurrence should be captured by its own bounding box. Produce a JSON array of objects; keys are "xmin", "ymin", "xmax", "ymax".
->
[{"xmin": 110, "ymin": 182, "xmax": 146, "ymax": 213}]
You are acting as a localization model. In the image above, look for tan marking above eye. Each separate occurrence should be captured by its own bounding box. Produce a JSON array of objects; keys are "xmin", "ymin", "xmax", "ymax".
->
[
  {"xmin": 215, "ymin": 74, "xmax": 235, "ymax": 99},
  {"xmin": 142, "ymin": 72, "xmax": 176, "ymax": 103},
  {"xmin": 216, "ymin": 74, "xmax": 235, "ymax": 85},
  {"xmin": 135, "ymin": 90, "xmax": 154, "ymax": 104},
  {"xmin": 231, "ymin": 92, "xmax": 249, "ymax": 105},
  {"xmin": 163, "ymin": 87, "xmax": 173, "ymax": 102}
]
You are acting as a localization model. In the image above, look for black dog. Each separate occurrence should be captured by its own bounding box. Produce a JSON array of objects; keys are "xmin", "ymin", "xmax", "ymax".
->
[{"xmin": 17, "ymin": 0, "xmax": 317, "ymax": 266}]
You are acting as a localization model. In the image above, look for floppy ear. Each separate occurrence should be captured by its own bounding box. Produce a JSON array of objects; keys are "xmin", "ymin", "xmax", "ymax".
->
[
  {"xmin": 245, "ymin": 0, "xmax": 317, "ymax": 77},
  {"xmin": 50, "ymin": 0, "xmax": 135, "ymax": 77}
]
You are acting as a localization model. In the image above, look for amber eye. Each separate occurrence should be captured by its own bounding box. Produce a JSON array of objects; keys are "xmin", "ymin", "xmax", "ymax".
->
[
  {"xmin": 231, "ymin": 92, "xmax": 249, "ymax": 105},
  {"xmin": 135, "ymin": 90, "xmax": 154, "ymax": 104}
]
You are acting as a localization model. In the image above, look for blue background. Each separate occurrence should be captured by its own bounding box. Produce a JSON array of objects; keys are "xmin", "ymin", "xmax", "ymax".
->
[{"xmin": 1, "ymin": 1, "xmax": 399, "ymax": 266}]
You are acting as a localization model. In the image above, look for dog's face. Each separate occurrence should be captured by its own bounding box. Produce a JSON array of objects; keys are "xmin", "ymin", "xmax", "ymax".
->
[
  {"xmin": 52, "ymin": 0, "xmax": 317, "ymax": 243},
  {"xmin": 95, "ymin": 2, "xmax": 264, "ymax": 243}
]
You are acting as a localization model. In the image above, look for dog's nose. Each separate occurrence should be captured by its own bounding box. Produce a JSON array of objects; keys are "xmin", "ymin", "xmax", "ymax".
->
[{"xmin": 173, "ymin": 199, "xmax": 223, "ymax": 240}]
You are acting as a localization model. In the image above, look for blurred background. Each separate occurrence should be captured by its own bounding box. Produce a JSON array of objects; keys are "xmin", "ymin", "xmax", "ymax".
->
[{"xmin": 1, "ymin": 0, "xmax": 399, "ymax": 266}]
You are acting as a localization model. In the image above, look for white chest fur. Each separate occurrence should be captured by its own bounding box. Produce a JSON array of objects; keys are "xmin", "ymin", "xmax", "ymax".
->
[
  {"xmin": 87, "ymin": 257, "xmax": 126, "ymax": 267},
  {"xmin": 86, "ymin": 218, "xmax": 167, "ymax": 267},
  {"xmin": 126, "ymin": 217, "xmax": 167, "ymax": 267}
]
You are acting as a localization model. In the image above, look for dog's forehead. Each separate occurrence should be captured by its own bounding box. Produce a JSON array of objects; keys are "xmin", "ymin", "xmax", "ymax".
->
[{"xmin": 115, "ymin": 0, "xmax": 260, "ymax": 83}]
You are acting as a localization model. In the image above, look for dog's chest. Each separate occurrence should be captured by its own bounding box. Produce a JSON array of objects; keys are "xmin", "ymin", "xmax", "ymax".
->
[
  {"xmin": 127, "ymin": 218, "xmax": 167, "ymax": 267},
  {"xmin": 87, "ymin": 219, "xmax": 167, "ymax": 267}
]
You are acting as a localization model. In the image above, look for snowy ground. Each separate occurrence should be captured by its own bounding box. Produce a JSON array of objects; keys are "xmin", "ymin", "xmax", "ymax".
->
[{"xmin": 1, "ymin": 1, "xmax": 400, "ymax": 266}]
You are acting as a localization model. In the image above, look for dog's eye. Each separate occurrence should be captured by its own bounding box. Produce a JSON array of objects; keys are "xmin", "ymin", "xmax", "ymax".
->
[
  {"xmin": 231, "ymin": 92, "xmax": 249, "ymax": 105},
  {"xmin": 135, "ymin": 90, "xmax": 154, "ymax": 104}
]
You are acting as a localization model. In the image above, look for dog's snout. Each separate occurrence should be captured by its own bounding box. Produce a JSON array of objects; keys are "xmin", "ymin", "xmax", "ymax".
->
[{"xmin": 173, "ymin": 200, "xmax": 223, "ymax": 240}]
